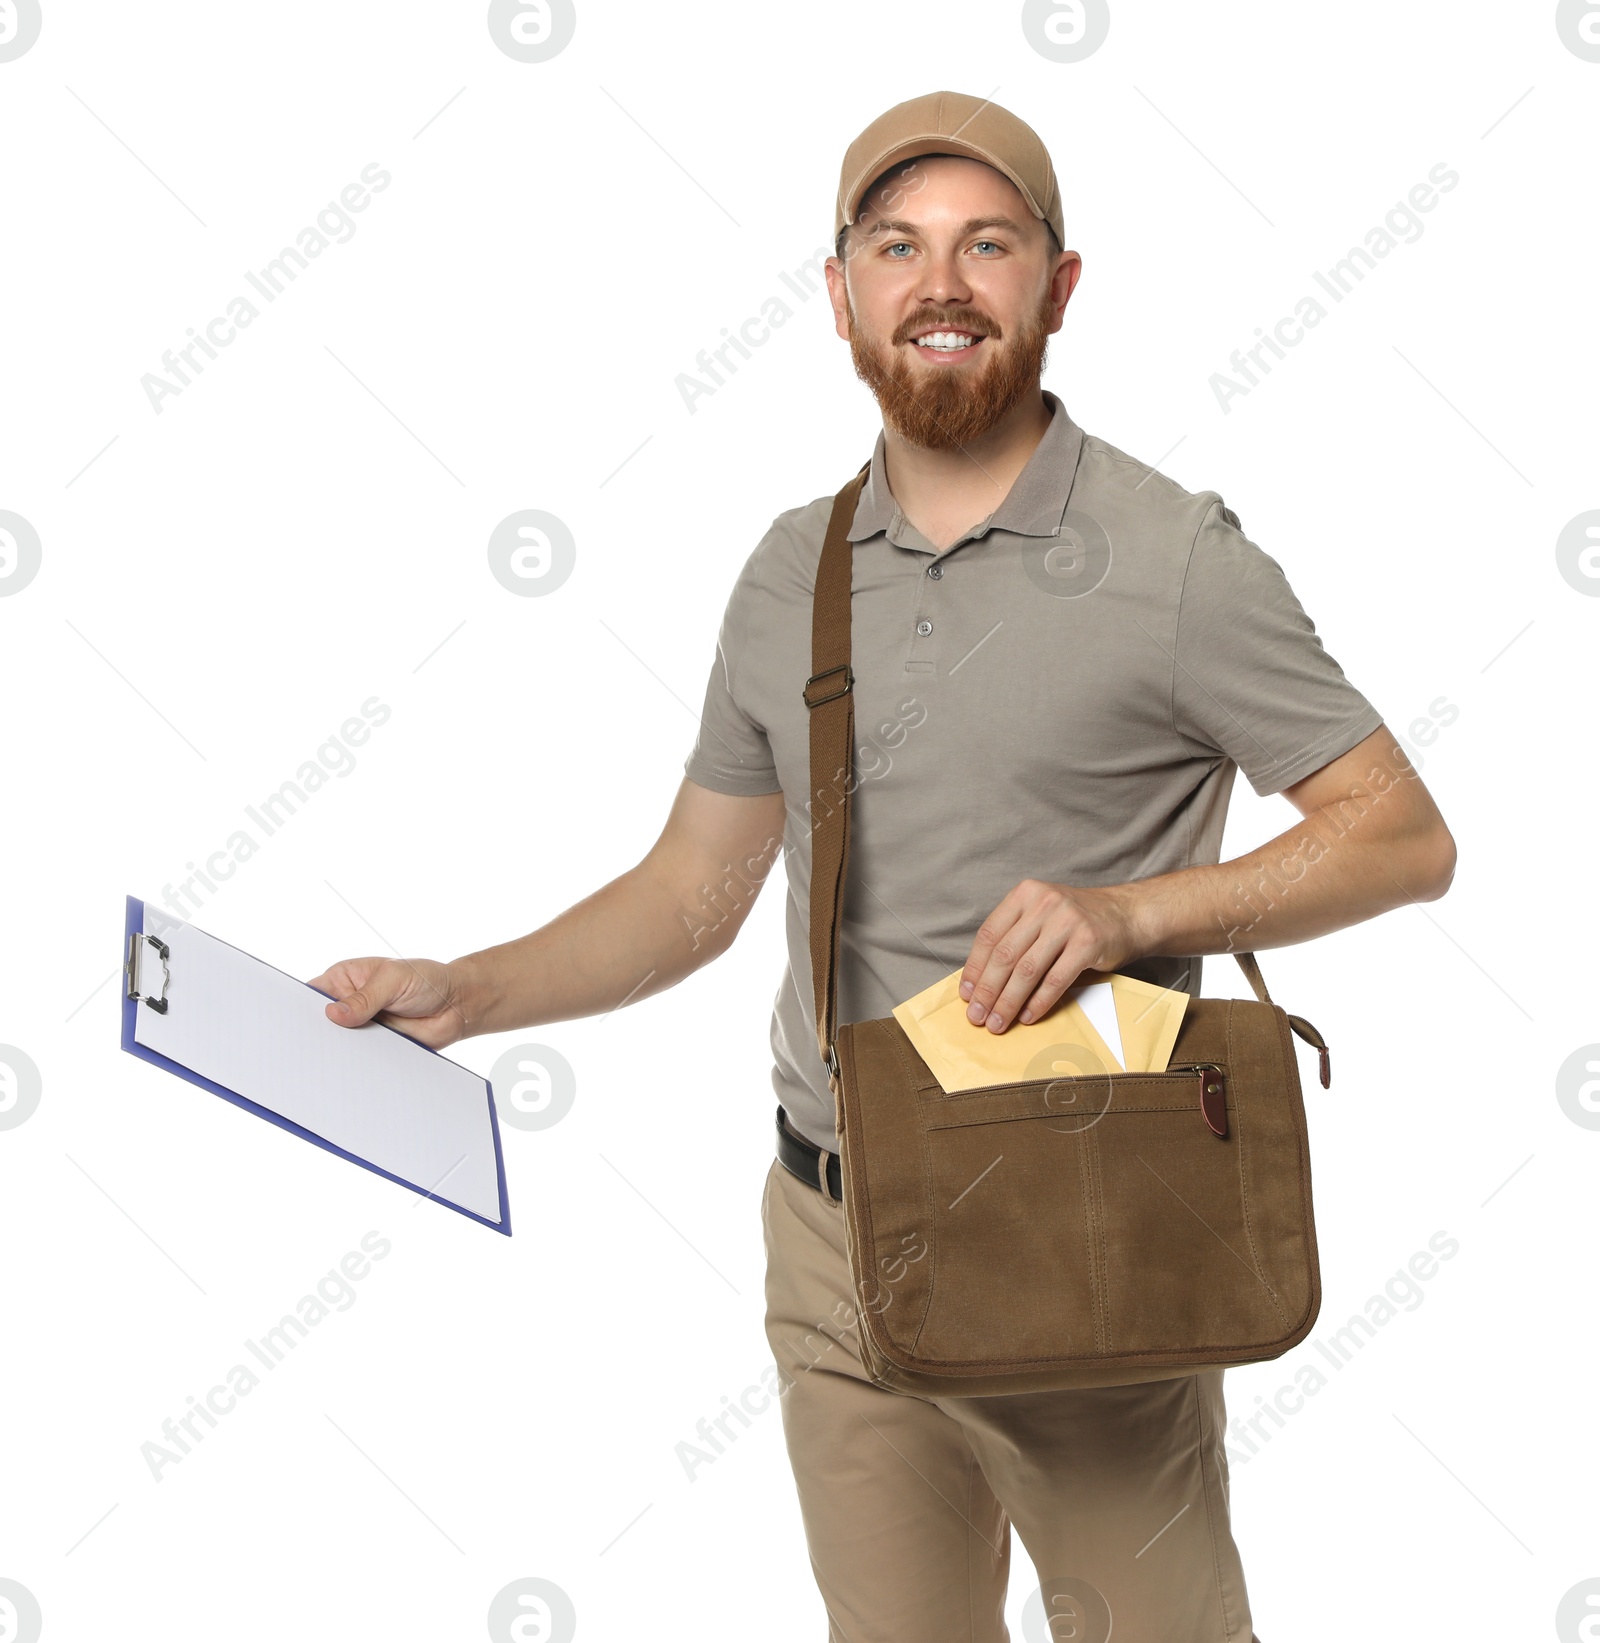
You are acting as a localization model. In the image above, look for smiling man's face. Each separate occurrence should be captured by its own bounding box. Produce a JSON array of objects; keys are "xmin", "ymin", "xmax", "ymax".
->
[{"xmin": 827, "ymin": 154, "xmax": 1079, "ymax": 450}]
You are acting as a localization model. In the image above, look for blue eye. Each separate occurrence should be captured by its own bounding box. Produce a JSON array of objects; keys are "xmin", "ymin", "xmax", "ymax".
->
[
  {"xmin": 886, "ymin": 242, "xmax": 913, "ymax": 257},
  {"xmin": 973, "ymin": 240, "xmax": 1000, "ymax": 254}
]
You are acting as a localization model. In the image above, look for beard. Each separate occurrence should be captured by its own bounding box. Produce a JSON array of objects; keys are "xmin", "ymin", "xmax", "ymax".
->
[{"xmin": 846, "ymin": 286, "xmax": 1055, "ymax": 450}]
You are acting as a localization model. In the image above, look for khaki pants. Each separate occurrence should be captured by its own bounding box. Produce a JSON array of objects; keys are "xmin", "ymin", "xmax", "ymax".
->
[{"xmin": 760, "ymin": 1156, "xmax": 1260, "ymax": 1642}]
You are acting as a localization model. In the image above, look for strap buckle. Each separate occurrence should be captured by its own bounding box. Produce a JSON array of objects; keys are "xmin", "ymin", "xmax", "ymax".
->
[{"xmin": 803, "ymin": 664, "xmax": 853, "ymax": 708}]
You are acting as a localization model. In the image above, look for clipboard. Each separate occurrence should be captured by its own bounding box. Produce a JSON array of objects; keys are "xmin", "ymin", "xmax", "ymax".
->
[{"xmin": 120, "ymin": 895, "xmax": 511, "ymax": 1235}]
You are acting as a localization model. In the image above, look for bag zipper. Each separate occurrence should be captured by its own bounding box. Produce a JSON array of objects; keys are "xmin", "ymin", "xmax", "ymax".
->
[{"xmin": 931, "ymin": 1061, "xmax": 1231, "ymax": 1138}]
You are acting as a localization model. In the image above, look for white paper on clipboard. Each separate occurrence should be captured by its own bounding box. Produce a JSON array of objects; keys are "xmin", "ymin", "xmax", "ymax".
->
[{"xmin": 127, "ymin": 904, "xmax": 504, "ymax": 1226}]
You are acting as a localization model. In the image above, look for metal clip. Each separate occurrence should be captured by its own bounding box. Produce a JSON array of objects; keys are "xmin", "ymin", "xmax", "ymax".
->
[{"xmin": 126, "ymin": 931, "xmax": 171, "ymax": 1014}]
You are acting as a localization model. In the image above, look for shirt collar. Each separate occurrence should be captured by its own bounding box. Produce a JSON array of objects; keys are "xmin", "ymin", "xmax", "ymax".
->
[{"xmin": 847, "ymin": 389, "xmax": 1086, "ymax": 552}]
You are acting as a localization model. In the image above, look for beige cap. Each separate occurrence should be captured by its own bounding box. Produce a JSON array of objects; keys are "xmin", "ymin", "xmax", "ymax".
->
[{"xmin": 834, "ymin": 90, "xmax": 1063, "ymax": 248}]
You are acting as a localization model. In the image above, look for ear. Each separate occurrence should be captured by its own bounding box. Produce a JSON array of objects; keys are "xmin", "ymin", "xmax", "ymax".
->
[{"xmin": 824, "ymin": 257, "xmax": 852, "ymax": 343}]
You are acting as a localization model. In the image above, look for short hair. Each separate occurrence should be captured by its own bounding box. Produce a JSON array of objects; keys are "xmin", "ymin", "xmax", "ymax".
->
[{"xmin": 835, "ymin": 161, "xmax": 1064, "ymax": 265}]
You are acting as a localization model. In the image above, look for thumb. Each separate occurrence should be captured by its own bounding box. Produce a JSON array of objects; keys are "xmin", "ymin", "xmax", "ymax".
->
[{"xmin": 328, "ymin": 986, "xmax": 379, "ymax": 1027}]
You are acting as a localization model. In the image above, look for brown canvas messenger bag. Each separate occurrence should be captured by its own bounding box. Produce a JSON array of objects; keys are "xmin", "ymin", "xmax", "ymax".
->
[{"xmin": 803, "ymin": 461, "xmax": 1336, "ymax": 1397}]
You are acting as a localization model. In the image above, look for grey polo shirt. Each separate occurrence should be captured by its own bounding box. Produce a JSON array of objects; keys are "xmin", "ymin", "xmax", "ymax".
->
[{"xmin": 684, "ymin": 390, "xmax": 1383, "ymax": 1154}]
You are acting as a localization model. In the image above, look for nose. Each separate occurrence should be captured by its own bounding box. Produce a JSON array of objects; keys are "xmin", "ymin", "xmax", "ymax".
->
[{"xmin": 913, "ymin": 243, "xmax": 974, "ymax": 311}]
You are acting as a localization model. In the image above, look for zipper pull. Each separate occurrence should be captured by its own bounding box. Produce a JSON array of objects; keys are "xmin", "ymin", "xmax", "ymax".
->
[
  {"xmin": 1170, "ymin": 1063, "xmax": 1228, "ymax": 1136},
  {"xmin": 1195, "ymin": 1064, "xmax": 1227, "ymax": 1137}
]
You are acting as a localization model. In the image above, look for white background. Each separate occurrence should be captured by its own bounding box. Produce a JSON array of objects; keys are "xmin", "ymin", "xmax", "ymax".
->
[{"xmin": 2, "ymin": 2, "xmax": 1597, "ymax": 1639}]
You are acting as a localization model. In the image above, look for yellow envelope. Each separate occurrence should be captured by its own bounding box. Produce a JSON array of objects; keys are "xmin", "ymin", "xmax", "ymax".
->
[
  {"xmin": 891, "ymin": 967, "xmax": 1189, "ymax": 1094},
  {"xmin": 1111, "ymin": 974, "xmax": 1191, "ymax": 1077}
]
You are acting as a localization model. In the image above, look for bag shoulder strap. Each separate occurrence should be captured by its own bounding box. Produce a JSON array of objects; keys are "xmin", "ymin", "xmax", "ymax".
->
[
  {"xmin": 802, "ymin": 465, "xmax": 1280, "ymax": 1084},
  {"xmin": 803, "ymin": 462, "xmax": 870, "ymax": 1081}
]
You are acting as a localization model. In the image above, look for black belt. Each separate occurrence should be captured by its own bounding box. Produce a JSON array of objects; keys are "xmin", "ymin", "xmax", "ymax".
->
[{"xmin": 775, "ymin": 1104, "xmax": 842, "ymax": 1198}]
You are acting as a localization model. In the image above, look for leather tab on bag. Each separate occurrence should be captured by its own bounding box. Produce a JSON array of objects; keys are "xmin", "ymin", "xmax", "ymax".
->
[
  {"xmin": 1200, "ymin": 1066, "xmax": 1228, "ymax": 1137},
  {"xmin": 1286, "ymin": 1012, "xmax": 1332, "ymax": 1088}
]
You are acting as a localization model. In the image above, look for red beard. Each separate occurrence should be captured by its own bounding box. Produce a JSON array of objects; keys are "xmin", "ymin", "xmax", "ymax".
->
[{"xmin": 846, "ymin": 288, "xmax": 1055, "ymax": 450}]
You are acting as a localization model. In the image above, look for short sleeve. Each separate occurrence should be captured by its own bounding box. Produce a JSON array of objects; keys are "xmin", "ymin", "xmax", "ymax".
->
[
  {"xmin": 1171, "ymin": 499, "xmax": 1384, "ymax": 796},
  {"xmin": 682, "ymin": 574, "xmax": 781, "ymax": 797}
]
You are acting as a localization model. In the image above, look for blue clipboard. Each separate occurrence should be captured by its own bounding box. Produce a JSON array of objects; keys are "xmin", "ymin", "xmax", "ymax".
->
[{"xmin": 120, "ymin": 895, "xmax": 511, "ymax": 1236}]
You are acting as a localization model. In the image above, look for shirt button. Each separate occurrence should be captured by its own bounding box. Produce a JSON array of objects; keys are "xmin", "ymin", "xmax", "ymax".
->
[
  {"xmin": 916, "ymin": 619, "xmax": 933, "ymax": 636},
  {"xmin": 927, "ymin": 563, "xmax": 943, "ymax": 579}
]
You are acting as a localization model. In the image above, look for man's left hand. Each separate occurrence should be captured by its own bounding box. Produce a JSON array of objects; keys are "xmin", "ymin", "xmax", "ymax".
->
[{"xmin": 959, "ymin": 879, "xmax": 1142, "ymax": 1033}]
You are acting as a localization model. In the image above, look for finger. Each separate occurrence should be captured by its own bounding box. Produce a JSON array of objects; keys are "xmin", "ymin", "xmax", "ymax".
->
[
  {"xmin": 1015, "ymin": 946, "xmax": 1092, "ymax": 1026},
  {"xmin": 326, "ymin": 964, "xmax": 399, "ymax": 1027},
  {"xmin": 327, "ymin": 988, "xmax": 378, "ymax": 1026},
  {"xmin": 959, "ymin": 885, "xmax": 1030, "ymax": 1004},
  {"xmin": 966, "ymin": 913, "xmax": 1046, "ymax": 1028},
  {"xmin": 983, "ymin": 933, "xmax": 1068, "ymax": 1032},
  {"xmin": 305, "ymin": 963, "xmax": 347, "ymax": 995},
  {"xmin": 309, "ymin": 957, "xmax": 377, "ymax": 999}
]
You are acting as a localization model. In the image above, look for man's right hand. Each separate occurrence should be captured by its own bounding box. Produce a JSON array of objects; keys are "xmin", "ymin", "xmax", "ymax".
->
[{"xmin": 306, "ymin": 955, "xmax": 468, "ymax": 1049}]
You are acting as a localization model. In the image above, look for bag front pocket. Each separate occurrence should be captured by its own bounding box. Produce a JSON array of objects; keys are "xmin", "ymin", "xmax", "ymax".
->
[
  {"xmin": 906, "ymin": 1069, "xmax": 1287, "ymax": 1367},
  {"xmin": 911, "ymin": 1113, "xmax": 1106, "ymax": 1365}
]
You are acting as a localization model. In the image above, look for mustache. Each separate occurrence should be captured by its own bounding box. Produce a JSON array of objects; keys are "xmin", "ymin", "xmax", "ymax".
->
[{"xmin": 893, "ymin": 313, "xmax": 999, "ymax": 342}]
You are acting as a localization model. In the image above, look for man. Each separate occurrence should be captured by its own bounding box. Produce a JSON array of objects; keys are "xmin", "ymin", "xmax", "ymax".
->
[{"xmin": 313, "ymin": 92, "xmax": 1455, "ymax": 1642}]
